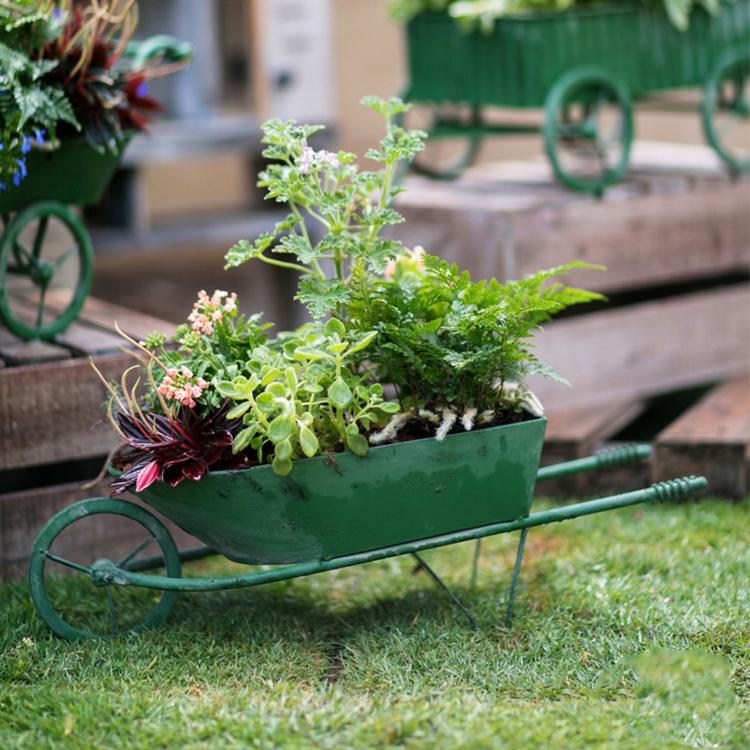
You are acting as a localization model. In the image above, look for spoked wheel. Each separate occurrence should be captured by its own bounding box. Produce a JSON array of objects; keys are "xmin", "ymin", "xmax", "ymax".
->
[
  {"xmin": 702, "ymin": 47, "xmax": 750, "ymax": 174},
  {"xmin": 29, "ymin": 498, "xmax": 181, "ymax": 640},
  {"xmin": 543, "ymin": 67, "xmax": 633, "ymax": 194},
  {"xmin": 396, "ymin": 98, "xmax": 482, "ymax": 180},
  {"xmin": 0, "ymin": 201, "xmax": 93, "ymax": 341}
]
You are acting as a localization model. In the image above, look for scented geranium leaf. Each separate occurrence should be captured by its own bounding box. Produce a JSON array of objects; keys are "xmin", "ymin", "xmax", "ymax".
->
[
  {"xmin": 299, "ymin": 425, "xmax": 319, "ymax": 458},
  {"xmin": 356, "ymin": 207, "xmax": 404, "ymax": 228},
  {"xmin": 276, "ymin": 233, "xmax": 318, "ymax": 263},
  {"xmin": 365, "ymin": 239, "xmax": 402, "ymax": 274},
  {"xmin": 360, "ymin": 95, "xmax": 411, "ymax": 118},
  {"xmin": 225, "ymin": 234, "xmax": 275, "ymax": 268},
  {"xmin": 328, "ymin": 377, "xmax": 353, "ymax": 409},
  {"xmin": 296, "ymin": 277, "xmax": 350, "ymax": 319}
]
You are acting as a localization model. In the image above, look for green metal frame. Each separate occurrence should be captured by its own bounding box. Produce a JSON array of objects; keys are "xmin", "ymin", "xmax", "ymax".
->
[
  {"xmin": 401, "ymin": 2, "xmax": 750, "ymax": 189},
  {"xmin": 29, "ymin": 443, "xmax": 708, "ymax": 640}
]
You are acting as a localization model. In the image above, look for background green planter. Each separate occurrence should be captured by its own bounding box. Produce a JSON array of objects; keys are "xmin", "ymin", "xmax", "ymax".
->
[
  {"xmin": 0, "ymin": 138, "xmax": 128, "ymax": 342},
  {"xmin": 0, "ymin": 138, "xmax": 125, "ymax": 215},
  {"xmin": 138, "ymin": 417, "xmax": 547, "ymax": 564},
  {"xmin": 401, "ymin": 1, "xmax": 750, "ymax": 189}
]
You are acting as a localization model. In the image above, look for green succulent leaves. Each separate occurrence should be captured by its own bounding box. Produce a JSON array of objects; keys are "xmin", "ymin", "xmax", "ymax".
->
[{"xmin": 216, "ymin": 321, "xmax": 399, "ymax": 476}]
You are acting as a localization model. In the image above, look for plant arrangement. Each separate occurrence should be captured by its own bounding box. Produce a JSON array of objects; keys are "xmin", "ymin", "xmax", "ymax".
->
[
  {"xmin": 388, "ymin": 0, "xmax": 732, "ymax": 31},
  {"xmin": 97, "ymin": 96, "xmax": 602, "ymax": 494},
  {"xmin": 0, "ymin": 0, "xmax": 182, "ymax": 191}
]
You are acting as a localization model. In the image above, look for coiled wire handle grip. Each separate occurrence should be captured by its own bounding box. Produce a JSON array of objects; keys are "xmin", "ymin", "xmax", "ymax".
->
[{"xmin": 537, "ymin": 443, "xmax": 651, "ymax": 481}]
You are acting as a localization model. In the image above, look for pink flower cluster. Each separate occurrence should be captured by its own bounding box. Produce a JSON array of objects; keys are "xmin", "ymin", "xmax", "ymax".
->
[
  {"xmin": 188, "ymin": 289, "xmax": 238, "ymax": 336},
  {"xmin": 297, "ymin": 146, "xmax": 340, "ymax": 175},
  {"xmin": 158, "ymin": 365, "xmax": 209, "ymax": 409}
]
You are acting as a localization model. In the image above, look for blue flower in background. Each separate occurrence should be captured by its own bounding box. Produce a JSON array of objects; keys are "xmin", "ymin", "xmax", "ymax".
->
[
  {"xmin": 34, "ymin": 129, "xmax": 47, "ymax": 144},
  {"xmin": 0, "ymin": 182, "xmax": 6, "ymax": 192},
  {"xmin": 16, "ymin": 158, "xmax": 27, "ymax": 179},
  {"xmin": 21, "ymin": 135, "xmax": 32, "ymax": 154},
  {"xmin": 136, "ymin": 81, "xmax": 148, "ymax": 98}
]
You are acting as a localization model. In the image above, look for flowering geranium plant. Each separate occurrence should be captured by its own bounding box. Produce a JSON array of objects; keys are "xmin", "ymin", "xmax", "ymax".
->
[
  {"xmin": 0, "ymin": 0, "xmax": 188, "ymax": 190},
  {"xmin": 99, "ymin": 96, "xmax": 602, "ymax": 493}
]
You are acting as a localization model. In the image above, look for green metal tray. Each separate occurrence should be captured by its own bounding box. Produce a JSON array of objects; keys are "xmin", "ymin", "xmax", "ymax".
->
[
  {"xmin": 0, "ymin": 138, "xmax": 125, "ymax": 215},
  {"xmin": 138, "ymin": 417, "xmax": 547, "ymax": 565},
  {"xmin": 406, "ymin": 2, "xmax": 750, "ymax": 108}
]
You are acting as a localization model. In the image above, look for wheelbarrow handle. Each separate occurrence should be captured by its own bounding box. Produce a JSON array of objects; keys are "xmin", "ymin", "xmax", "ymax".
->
[
  {"xmin": 536, "ymin": 443, "xmax": 651, "ymax": 481},
  {"xmin": 125, "ymin": 35, "xmax": 192, "ymax": 70}
]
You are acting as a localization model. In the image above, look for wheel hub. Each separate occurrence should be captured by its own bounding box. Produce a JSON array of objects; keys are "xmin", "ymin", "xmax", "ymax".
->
[
  {"xmin": 30, "ymin": 259, "xmax": 54, "ymax": 286},
  {"xmin": 90, "ymin": 558, "xmax": 118, "ymax": 586}
]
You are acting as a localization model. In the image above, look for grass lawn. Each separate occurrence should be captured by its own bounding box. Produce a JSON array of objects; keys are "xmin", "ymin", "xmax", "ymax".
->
[{"xmin": 1, "ymin": 497, "xmax": 748, "ymax": 749}]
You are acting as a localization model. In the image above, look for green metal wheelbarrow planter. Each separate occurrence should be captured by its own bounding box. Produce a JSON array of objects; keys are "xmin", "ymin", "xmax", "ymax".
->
[
  {"xmin": 28, "ymin": 418, "xmax": 708, "ymax": 640},
  {"xmin": 400, "ymin": 1, "xmax": 750, "ymax": 191},
  {"xmin": 0, "ymin": 36, "xmax": 191, "ymax": 343}
]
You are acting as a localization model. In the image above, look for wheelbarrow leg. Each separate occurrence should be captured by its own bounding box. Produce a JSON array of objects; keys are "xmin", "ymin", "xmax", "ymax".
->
[
  {"xmin": 504, "ymin": 527, "xmax": 529, "ymax": 627},
  {"xmin": 411, "ymin": 552, "xmax": 478, "ymax": 629},
  {"xmin": 470, "ymin": 539, "xmax": 482, "ymax": 587}
]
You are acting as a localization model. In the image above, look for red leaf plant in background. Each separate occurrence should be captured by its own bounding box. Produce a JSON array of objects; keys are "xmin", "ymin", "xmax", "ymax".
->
[
  {"xmin": 91, "ymin": 326, "xmax": 248, "ymax": 496},
  {"xmin": 39, "ymin": 0, "xmax": 180, "ymax": 151}
]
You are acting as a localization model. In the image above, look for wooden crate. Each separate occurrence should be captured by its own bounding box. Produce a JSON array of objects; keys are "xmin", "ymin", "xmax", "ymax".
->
[{"xmin": 0, "ymin": 297, "xmax": 195, "ymax": 581}]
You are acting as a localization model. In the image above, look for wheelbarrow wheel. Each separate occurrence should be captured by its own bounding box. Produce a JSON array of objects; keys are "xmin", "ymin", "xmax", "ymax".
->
[
  {"xmin": 396, "ymin": 99, "xmax": 482, "ymax": 180},
  {"xmin": 0, "ymin": 201, "xmax": 93, "ymax": 341},
  {"xmin": 543, "ymin": 67, "xmax": 633, "ymax": 195},
  {"xmin": 702, "ymin": 46, "xmax": 750, "ymax": 174},
  {"xmin": 29, "ymin": 498, "xmax": 181, "ymax": 640}
]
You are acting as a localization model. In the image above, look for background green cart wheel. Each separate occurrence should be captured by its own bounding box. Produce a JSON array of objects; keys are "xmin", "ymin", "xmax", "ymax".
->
[
  {"xmin": 396, "ymin": 96, "xmax": 482, "ymax": 180},
  {"xmin": 0, "ymin": 201, "xmax": 94, "ymax": 341},
  {"xmin": 543, "ymin": 67, "xmax": 634, "ymax": 195},
  {"xmin": 702, "ymin": 45, "xmax": 750, "ymax": 173},
  {"xmin": 28, "ymin": 498, "xmax": 181, "ymax": 640}
]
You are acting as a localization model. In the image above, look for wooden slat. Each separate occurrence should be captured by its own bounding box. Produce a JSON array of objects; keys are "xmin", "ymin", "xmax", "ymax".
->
[
  {"xmin": 653, "ymin": 376, "xmax": 750, "ymax": 498},
  {"xmin": 0, "ymin": 480, "xmax": 199, "ymax": 581},
  {"xmin": 543, "ymin": 400, "xmax": 645, "ymax": 460},
  {"xmin": 0, "ymin": 351, "xmax": 132, "ymax": 470},
  {"xmin": 0, "ymin": 339, "xmax": 72, "ymax": 365},
  {"xmin": 43, "ymin": 291, "xmax": 176, "ymax": 341},
  {"xmin": 395, "ymin": 144, "xmax": 750, "ymax": 294},
  {"xmin": 539, "ymin": 401, "xmax": 648, "ymax": 499},
  {"xmin": 528, "ymin": 284, "xmax": 750, "ymax": 412}
]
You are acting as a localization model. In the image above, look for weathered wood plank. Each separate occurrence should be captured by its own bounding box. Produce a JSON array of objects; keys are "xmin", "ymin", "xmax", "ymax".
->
[
  {"xmin": 395, "ymin": 144, "xmax": 750, "ymax": 294},
  {"xmin": 653, "ymin": 375, "xmax": 750, "ymax": 498},
  {"xmin": 0, "ymin": 480, "xmax": 200, "ymax": 581},
  {"xmin": 0, "ymin": 339, "xmax": 72, "ymax": 365},
  {"xmin": 42, "ymin": 291, "xmax": 176, "ymax": 341},
  {"xmin": 0, "ymin": 352, "xmax": 132, "ymax": 471},
  {"xmin": 528, "ymin": 284, "xmax": 750, "ymax": 411},
  {"xmin": 539, "ymin": 401, "xmax": 648, "ymax": 498},
  {"xmin": 543, "ymin": 401, "xmax": 645, "ymax": 461}
]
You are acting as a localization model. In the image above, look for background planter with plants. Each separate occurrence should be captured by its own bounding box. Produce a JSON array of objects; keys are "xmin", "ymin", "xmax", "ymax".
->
[
  {"xmin": 0, "ymin": 1, "xmax": 190, "ymax": 341},
  {"xmin": 391, "ymin": 0, "xmax": 750, "ymax": 191},
  {"xmin": 27, "ymin": 97, "xmax": 708, "ymax": 640}
]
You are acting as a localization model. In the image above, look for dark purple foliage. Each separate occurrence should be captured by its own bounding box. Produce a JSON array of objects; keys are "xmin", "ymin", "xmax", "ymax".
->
[{"xmin": 111, "ymin": 401, "xmax": 248, "ymax": 495}]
